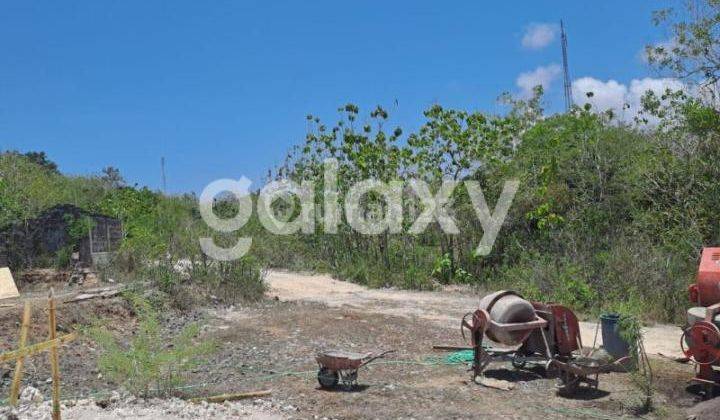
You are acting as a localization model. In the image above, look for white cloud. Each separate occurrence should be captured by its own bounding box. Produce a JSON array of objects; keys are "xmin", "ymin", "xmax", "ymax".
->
[
  {"xmin": 571, "ymin": 76, "xmax": 686, "ymax": 122},
  {"xmin": 571, "ymin": 78, "xmax": 628, "ymax": 112},
  {"xmin": 521, "ymin": 23, "xmax": 558, "ymax": 50},
  {"xmin": 516, "ymin": 64, "xmax": 561, "ymax": 98}
]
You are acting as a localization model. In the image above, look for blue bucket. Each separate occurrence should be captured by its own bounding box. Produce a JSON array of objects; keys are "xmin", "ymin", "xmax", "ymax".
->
[{"xmin": 600, "ymin": 313, "xmax": 630, "ymax": 359}]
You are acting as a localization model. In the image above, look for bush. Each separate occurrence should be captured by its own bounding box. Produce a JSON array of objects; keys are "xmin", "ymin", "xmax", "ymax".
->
[
  {"xmin": 188, "ymin": 257, "xmax": 266, "ymax": 303},
  {"xmin": 144, "ymin": 263, "xmax": 184, "ymax": 293},
  {"xmin": 550, "ymin": 264, "xmax": 596, "ymax": 310},
  {"xmin": 86, "ymin": 294, "xmax": 215, "ymax": 397},
  {"xmin": 618, "ymin": 313, "xmax": 654, "ymax": 413}
]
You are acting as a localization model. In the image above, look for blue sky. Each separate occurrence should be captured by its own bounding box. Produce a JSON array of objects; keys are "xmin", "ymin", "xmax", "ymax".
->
[{"xmin": 1, "ymin": 1, "xmax": 676, "ymax": 193}]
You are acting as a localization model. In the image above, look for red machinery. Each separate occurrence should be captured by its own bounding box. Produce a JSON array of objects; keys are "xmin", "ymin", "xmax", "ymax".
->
[
  {"xmin": 683, "ymin": 247, "xmax": 720, "ymax": 396},
  {"xmin": 461, "ymin": 291, "xmax": 605, "ymax": 395}
]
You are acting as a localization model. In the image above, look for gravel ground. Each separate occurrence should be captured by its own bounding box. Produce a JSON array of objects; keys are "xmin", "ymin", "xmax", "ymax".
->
[{"xmin": 0, "ymin": 389, "xmax": 283, "ymax": 419}]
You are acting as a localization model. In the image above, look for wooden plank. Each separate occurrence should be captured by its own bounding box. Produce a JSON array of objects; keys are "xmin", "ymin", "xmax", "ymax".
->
[
  {"xmin": 0, "ymin": 267, "xmax": 20, "ymax": 300},
  {"xmin": 48, "ymin": 290, "xmax": 61, "ymax": 420},
  {"xmin": 64, "ymin": 289, "xmax": 122, "ymax": 303},
  {"xmin": 432, "ymin": 345, "xmax": 473, "ymax": 351},
  {"xmin": 9, "ymin": 302, "xmax": 32, "ymax": 406},
  {"xmin": 188, "ymin": 390, "xmax": 272, "ymax": 404},
  {"xmin": 475, "ymin": 376, "xmax": 515, "ymax": 391}
]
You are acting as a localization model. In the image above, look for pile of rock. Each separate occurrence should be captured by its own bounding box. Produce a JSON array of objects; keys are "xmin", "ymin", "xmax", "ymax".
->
[
  {"xmin": 16, "ymin": 265, "xmax": 99, "ymax": 289},
  {"xmin": 18, "ymin": 269, "xmax": 69, "ymax": 286},
  {"xmin": 68, "ymin": 265, "xmax": 99, "ymax": 286}
]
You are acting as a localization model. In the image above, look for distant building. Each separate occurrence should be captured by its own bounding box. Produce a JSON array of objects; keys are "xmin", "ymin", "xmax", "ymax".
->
[{"xmin": 0, "ymin": 204, "xmax": 122, "ymax": 270}]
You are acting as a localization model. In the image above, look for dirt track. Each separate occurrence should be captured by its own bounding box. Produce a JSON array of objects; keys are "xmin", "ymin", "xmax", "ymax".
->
[{"xmin": 264, "ymin": 270, "xmax": 684, "ymax": 358}]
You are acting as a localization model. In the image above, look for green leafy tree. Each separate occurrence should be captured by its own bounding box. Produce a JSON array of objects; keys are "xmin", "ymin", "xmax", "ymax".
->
[{"xmin": 646, "ymin": 1, "xmax": 720, "ymax": 103}]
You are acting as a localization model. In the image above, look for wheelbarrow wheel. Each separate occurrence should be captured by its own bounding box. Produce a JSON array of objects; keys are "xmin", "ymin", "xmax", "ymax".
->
[
  {"xmin": 318, "ymin": 367, "xmax": 339, "ymax": 388},
  {"xmin": 557, "ymin": 371, "xmax": 580, "ymax": 397}
]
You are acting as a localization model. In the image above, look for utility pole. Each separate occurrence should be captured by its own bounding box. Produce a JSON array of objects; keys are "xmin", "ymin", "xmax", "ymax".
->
[
  {"xmin": 561, "ymin": 20, "xmax": 573, "ymax": 112},
  {"xmin": 160, "ymin": 156, "xmax": 167, "ymax": 194}
]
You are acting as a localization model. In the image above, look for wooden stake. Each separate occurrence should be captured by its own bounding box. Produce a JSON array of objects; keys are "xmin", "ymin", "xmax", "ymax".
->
[
  {"xmin": 9, "ymin": 301, "xmax": 32, "ymax": 406},
  {"xmin": 48, "ymin": 289, "xmax": 61, "ymax": 420},
  {"xmin": 188, "ymin": 390, "xmax": 272, "ymax": 404}
]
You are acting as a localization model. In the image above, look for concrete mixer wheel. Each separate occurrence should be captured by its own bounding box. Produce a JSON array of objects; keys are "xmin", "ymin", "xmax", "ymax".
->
[{"xmin": 684, "ymin": 321, "xmax": 720, "ymax": 366}]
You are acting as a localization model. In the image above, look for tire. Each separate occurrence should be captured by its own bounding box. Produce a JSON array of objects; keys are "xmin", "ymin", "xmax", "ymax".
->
[{"xmin": 317, "ymin": 367, "xmax": 339, "ymax": 388}]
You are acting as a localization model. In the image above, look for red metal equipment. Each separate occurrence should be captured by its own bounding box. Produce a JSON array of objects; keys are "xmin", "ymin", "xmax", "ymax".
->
[
  {"xmin": 461, "ymin": 291, "xmax": 605, "ymax": 394},
  {"xmin": 683, "ymin": 247, "xmax": 720, "ymax": 396},
  {"xmin": 689, "ymin": 247, "xmax": 720, "ymax": 306}
]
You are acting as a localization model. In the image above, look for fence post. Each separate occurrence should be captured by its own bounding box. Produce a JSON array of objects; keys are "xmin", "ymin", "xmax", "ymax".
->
[
  {"xmin": 9, "ymin": 301, "xmax": 32, "ymax": 406},
  {"xmin": 48, "ymin": 289, "xmax": 61, "ymax": 420}
]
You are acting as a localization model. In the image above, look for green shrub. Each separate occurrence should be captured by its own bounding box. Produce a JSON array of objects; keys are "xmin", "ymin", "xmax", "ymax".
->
[
  {"xmin": 551, "ymin": 265, "xmax": 596, "ymax": 310},
  {"xmin": 86, "ymin": 294, "xmax": 215, "ymax": 397},
  {"xmin": 402, "ymin": 265, "xmax": 435, "ymax": 290},
  {"xmin": 142, "ymin": 263, "xmax": 183, "ymax": 293},
  {"xmin": 431, "ymin": 253, "xmax": 453, "ymax": 283},
  {"xmin": 618, "ymin": 313, "xmax": 654, "ymax": 413},
  {"xmin": 54, "ymin": 245, "xmax": 73, "ymax": 269},
  {"xmin": 197, "ymin": 258, "xmax": 266, "ymax": 302}
]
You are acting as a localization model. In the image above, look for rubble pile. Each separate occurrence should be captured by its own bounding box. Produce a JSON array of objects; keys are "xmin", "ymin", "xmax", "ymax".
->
[{"xmin": 18, "ymin": 269, "xmax": 69, "ymax": 285}]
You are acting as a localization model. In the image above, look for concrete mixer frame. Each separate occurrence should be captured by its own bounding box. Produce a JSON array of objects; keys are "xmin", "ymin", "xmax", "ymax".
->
[{"xmin": 461, "ymin": 306, "xmax": 553, "ymax": 378}]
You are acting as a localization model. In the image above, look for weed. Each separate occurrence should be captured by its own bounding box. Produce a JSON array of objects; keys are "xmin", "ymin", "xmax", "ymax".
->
[{"xmin": 86, "ymin": 294, "xmax": 215, "ymax": 397}]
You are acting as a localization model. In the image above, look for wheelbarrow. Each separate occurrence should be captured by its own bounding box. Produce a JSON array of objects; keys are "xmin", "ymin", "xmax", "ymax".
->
[
  {"xmin": 551, "ymin": 355, "xmax": 630, "ymax": 396},
  {"xmin": 315, "ymin": 349, "xmax": 395, "ymax": 389}
]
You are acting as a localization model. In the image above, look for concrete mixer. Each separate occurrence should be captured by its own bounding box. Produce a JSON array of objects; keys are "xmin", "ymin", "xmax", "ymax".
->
[
  {"xmin": 683, "ymin": 247, "xmax": 720, "ymax": 397},
  {"xmin": 461, "ymin": 290, "xmax": 619, "ymax": 395}
]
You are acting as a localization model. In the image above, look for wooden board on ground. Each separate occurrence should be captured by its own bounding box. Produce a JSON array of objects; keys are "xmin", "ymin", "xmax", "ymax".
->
[
  {"xmin": 474, "ymin": 376, "xmax": 515, "ymax": 391},
  {"xmin": 189, "ymin": 390, "xmax": 272, "ymax": 404},
  {"xmin": 64, "ymin": 286, "xmax": 122, "ymax": 303},
  {"xmin": 0, "ymin": 267, "xmax": 20, "ymax": 300}
]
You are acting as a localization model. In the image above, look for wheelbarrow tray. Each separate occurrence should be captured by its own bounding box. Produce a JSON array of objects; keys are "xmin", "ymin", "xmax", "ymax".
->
[
  {"xmin": 316, "ymin": 350, "xmax": 373, "ymax": 371},
  {"xmin": 552, "ymin": 355, "xmax": 627, "ymax": 376}
]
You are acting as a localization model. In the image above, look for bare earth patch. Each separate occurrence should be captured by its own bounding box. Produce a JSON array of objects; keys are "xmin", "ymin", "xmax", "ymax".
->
[{"xmin": 264, "ymin": 270, "xmax": 684, "ymax": 358}]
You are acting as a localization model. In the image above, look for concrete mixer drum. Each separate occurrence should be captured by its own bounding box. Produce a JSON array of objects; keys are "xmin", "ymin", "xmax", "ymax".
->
[{"xmin": 478, "ymin": 291, "xmax": 536, "ymax": 345}]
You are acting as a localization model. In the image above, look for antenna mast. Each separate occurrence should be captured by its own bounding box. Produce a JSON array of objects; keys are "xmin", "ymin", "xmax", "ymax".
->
[
  {"xmin": 160, "ymin": 156, "xmax": 167, "ymax": 194},
  {"xmin": 561, "ymin": 20, "xmax": 573, "ymax": 111}
]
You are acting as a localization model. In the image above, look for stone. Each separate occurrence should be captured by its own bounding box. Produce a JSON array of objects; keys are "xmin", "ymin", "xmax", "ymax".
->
[{"xmin": 19, "ymin": 386, "xmax": 44, "ymax": 404}]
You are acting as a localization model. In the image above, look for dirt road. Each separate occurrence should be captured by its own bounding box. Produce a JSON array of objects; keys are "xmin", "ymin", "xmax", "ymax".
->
[{"xmin": 265, "ymin": 270, "xmax": 684, "ymax": 358}]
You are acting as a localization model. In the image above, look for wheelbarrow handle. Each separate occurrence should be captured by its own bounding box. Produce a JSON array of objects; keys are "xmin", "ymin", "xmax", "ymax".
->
[{"xmin": 360, "ymin": 350, "xmax": 396, "ymax": 367}]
